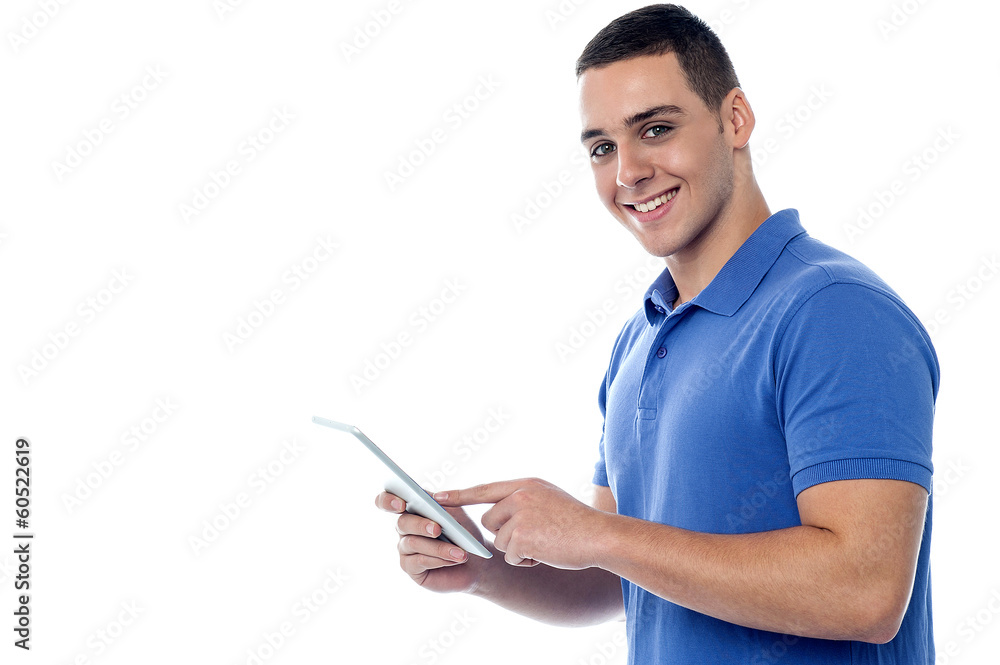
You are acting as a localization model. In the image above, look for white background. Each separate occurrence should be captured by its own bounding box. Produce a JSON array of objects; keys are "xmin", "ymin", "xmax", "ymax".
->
[{"xmin": 2, "ymin": 0, "xmax": 997, "ymax": 663}]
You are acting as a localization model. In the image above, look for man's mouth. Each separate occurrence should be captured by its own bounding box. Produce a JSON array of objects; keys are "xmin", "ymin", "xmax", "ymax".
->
[{"xmin": 627, "ymin": 188, "xmax": 679, "ymax": 213}]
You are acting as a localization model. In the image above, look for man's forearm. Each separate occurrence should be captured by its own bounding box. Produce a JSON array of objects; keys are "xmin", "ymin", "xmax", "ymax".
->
[
  {"xmin": 440, "ymin": 477, "xmax": 925, "ymax": 641},
  {"xmin": 470, "ymin": 541, "xmax": 624, "ymax": 627},
  {"xmin": 593, "ymin": 502, "xmax": 919, "ymax": 643}
]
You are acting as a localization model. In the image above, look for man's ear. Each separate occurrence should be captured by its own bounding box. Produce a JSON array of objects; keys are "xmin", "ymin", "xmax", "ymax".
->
[{"xmin": 724, "ymin": 87, "xmax": 755, "ymax": 150}]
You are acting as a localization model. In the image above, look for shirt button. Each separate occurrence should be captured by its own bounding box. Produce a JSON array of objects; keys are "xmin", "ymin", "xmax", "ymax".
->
[
  {"xmin": 655, "ymin": 306, "xmax": 665, "ymax": 314},
  {"xmin": 656, "ymin": 347, "xmax": 667, "ymax": 359}
]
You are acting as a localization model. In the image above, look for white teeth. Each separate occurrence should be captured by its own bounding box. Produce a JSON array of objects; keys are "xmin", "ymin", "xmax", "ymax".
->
[{"xmin": 631, "ymin": 189, "xmax": 677, "ymax": 212}]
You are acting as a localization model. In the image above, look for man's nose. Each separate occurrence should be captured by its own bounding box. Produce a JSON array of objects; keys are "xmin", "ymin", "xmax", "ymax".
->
[{"xmin": 616, "ymin": 144, "xmax": 654, "ymax": 189}]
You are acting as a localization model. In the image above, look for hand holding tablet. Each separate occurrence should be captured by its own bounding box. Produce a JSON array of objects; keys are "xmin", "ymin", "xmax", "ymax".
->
[{"xmin": 312, "ymin": 416, "xmax": 493, "ymax": 559}]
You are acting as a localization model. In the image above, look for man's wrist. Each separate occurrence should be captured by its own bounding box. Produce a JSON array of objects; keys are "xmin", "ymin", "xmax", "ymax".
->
[
  {"xmin": 588, "ymin": 510, "xmax": 666, "ymax": 579},
  {"xmin": 587, "ymin": 510, "xmax": 632, "ymax": 572},
  {"xmin": 466, "ymin": 540, "xmax": 503, "ymax": 599}
]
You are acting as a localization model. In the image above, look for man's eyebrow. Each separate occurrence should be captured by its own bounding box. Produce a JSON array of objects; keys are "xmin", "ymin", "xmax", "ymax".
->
[
  {"xmin": 625, "ymin": 104, "xmax": 687, "ymax": 128},
  {"xmin": 580, "ymin": 104, "xmax": 688, "ymax": 144},
  {"xmin": 580, "ymin": 127, "xmax": 606, "ymax": 143}
]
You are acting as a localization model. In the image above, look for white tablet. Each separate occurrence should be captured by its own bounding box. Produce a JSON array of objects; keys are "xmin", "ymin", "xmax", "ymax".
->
[{"xmin": 312, "ymin": 416, "xmax": 492, "ymax": 559}]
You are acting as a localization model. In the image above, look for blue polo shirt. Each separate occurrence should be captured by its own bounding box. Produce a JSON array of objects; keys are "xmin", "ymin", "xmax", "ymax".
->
[{"xmin": 593, "ymin": 209, "xmax": 938, "ymax": 664}]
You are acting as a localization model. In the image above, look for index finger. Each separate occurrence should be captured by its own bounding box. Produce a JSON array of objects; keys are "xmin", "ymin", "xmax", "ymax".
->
[
  {"xmin": 374, "ymin": 491, "xmax": 405, "ymax": 513},
  {"xmin": 433, "ymin": 480, "xmax": 525, "ymax": 507}
]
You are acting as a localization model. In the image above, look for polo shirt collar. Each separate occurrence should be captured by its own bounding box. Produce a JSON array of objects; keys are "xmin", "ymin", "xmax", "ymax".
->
[{"xmin": 643, "ymin": 208, "xmax": 807, "ymax": 324}]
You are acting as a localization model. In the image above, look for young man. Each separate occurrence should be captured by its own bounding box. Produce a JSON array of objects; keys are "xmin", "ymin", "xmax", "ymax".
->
[{"xmin": 377, "ymin": 5, "xmax": 938, "ymax": 662}]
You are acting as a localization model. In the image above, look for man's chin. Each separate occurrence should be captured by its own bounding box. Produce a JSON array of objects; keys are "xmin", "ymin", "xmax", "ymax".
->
[{"xmin": 634, "ymin": 235, "xmax": 681, "ymax": 260}]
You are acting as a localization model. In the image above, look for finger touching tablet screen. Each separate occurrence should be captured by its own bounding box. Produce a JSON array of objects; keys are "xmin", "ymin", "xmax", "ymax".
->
[{"xmin": 312, "ymin": 416, "xmax": 492, "ymax": 559}]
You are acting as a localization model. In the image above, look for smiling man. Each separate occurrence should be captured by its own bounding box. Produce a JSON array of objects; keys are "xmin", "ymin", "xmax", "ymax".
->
[{"xmin": 377, "ymin": 5, "xmax": 938, "ymax": 663}]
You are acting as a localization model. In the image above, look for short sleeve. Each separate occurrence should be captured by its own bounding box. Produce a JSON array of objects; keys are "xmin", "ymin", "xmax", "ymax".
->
[
  {"xmin": 593, "ymin": 315, "xmax": 642, "ymax": 488},
  {"xmin": 593, "ymin": 368, "xmax": 611, "ymax": 487},
  {"xmin": 774, "ymin": 282, "xmax": 939, "ymax": 496}
]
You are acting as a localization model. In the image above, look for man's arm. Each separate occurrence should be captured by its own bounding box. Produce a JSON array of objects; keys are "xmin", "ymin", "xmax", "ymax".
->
[
  {"xmin": 375, "ymin": 484, "xmax": 624, "ymax": 627},
  {"xmin": 438, "ymin": 476, "xmax": 927, "ymax": 643}
]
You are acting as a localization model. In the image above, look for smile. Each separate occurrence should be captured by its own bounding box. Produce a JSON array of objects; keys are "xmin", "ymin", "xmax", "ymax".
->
[{"xmin": 628, "ymin": 188, "xmax": 678, "ymax": 213}]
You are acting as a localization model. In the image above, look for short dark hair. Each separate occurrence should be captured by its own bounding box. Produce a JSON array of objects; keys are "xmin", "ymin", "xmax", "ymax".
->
[{"xmin": 576, "ymin": 4, "xmax": 741, "ymax": 118}]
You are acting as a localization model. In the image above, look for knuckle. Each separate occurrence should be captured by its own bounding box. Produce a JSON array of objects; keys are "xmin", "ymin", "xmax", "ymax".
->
[{"xmin": 397, "ymin": 514, "xmax": 422, "ymax": 535}]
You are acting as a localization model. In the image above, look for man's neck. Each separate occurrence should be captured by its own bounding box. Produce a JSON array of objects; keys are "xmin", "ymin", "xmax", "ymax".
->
[{"xmin": 667, "ymin": 190, "xmax": 771, "ymax": 308}]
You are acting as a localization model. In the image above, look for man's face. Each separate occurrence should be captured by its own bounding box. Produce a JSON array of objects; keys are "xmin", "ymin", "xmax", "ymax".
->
[{"xmin": 578, "ymin": 52, "xmax": 736, "ymax": 259}]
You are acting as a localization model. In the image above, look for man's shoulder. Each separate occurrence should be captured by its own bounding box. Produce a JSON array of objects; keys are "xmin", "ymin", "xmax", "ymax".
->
[
  {"xmin": 768, "ymin": 234, "xmax": 935, "ymax": 371},
  {"xmin": 749, "ymin": 232, "xmax": 923, "ymax": 339},
  {"xmin": 775, "ymin": 233, "xmax": 901, "ymax": 301}
]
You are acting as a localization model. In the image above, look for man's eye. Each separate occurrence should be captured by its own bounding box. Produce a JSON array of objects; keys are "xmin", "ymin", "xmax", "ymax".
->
[
  {"xmin": 592, "ymin": 142, "xmax": 615, "ymax": 158},
  {"xmin": 643, "ymin": 125, "xmax": 673, "ymax": 138}
]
